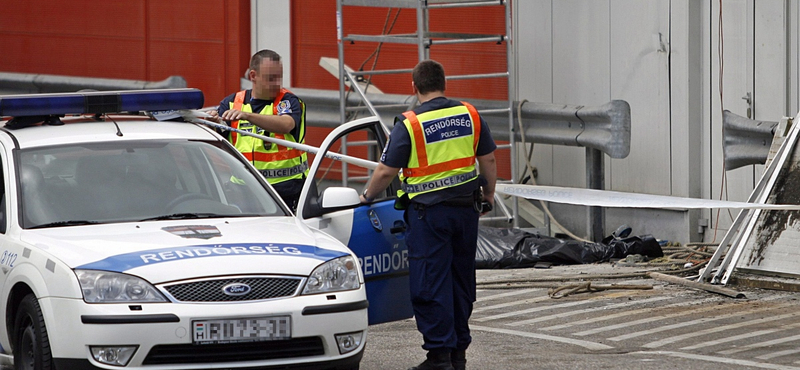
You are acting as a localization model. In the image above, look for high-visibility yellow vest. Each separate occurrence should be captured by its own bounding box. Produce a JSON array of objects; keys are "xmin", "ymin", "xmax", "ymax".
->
[
  {"xmin": 229, "ymin": 88, "xmax": 308, "ymax": 184},
  {"xmin": 397, "ymin": 102, "xmax": 481, "ymax": 199}
]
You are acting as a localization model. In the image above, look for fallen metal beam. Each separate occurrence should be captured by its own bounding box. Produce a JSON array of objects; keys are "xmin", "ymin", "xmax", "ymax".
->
[{"xmin": 649, "ymin": 272, "xmax": 746, "ymax": 299}]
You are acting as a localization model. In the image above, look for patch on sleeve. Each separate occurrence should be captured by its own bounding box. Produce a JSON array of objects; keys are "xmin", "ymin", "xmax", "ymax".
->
[
  {"xmin": 380, "ymin": 137, "xmax": 391, "ymax": 162},
  {"xmin": 277, "ymin": 100, "xmax": 293, "ymax": 115}
]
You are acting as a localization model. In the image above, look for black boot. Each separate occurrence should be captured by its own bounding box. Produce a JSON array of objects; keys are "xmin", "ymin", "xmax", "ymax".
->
[
  {"xmin": 408, "ymin": 351, "xmax": 454, "ymax": 370},
  {"xmin": 451, "ymin": 350, "xmax": 466, "ymax": 370}
]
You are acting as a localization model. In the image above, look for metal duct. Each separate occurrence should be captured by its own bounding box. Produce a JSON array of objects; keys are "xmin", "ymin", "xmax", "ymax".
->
[
  {"xmin": 722, "ymin": 110, "xmax": 777, "ymax": 170},
  {"xmin": 0, "ymin": 72, "xmax": 186, "ymax": 94}
]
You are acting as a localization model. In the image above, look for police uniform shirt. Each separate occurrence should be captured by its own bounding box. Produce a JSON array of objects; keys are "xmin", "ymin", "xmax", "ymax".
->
[
  {"xmin": 381, "ymin": 96, "xmax": 497, "ymax": 205},
  {"xmin": 217, "ymin": 89, "xmax": 306, "ymax": 198}
]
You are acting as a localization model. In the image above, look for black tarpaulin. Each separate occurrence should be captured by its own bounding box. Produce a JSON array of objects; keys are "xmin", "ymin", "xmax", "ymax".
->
[{"xmin": 475, "ymin": 226, "xmax": 663, "ymax": 269}]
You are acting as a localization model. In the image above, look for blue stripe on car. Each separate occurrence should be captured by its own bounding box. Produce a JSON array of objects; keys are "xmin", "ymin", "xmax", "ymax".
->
[{"xmin": 76, "ymin": 243, "xmax": 348, "ymax": 272}]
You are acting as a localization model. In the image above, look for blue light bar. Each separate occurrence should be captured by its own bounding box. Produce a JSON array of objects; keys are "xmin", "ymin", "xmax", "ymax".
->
[{"xmin": 0, "ymin": 89, "xmax": 204, "ymax": 117}]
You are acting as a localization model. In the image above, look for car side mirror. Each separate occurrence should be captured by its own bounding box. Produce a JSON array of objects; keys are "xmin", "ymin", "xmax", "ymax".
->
[{"xmin": 320, "ymin": 187, "xmax": 361, "ymax": 209}]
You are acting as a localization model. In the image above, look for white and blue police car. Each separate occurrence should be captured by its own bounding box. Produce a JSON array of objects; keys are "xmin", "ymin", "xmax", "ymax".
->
[{"xmin": 0, "ymin": 89, "xmax": 412, "ymax": 370}]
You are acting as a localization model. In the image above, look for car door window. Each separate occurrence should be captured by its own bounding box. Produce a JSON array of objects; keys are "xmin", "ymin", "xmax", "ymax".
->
[{"xmin": 306, "ymin": 125, "xmax": 400, "ymax": 207}]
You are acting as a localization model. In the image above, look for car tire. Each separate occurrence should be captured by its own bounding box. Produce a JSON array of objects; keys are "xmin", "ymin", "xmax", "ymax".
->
[{"xmin": 13, "ymin": 294, "xmax": 53, "ymax": 370}]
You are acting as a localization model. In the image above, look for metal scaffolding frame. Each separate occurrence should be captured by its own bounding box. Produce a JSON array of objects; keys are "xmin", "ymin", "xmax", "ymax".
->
[{"xmin": 335, "ymin": 0, "xmax": 516, "ymax": 225}]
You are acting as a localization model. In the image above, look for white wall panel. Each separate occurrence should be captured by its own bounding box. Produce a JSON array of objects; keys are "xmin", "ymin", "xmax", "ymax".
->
[
  {"xmin": 706, "ymin": 0, "xmax": 755, "ymax": 237},
  {"xmin": 791, "ymin": 1, "xmax": 800, "ymax": 116},
  {"xmin": 551, "ymin": 1, "xmax": 610, "ymax": 188},
  {"xmin": 755, "ymin": 1, "xmax": 787, "ymax": 121},
  {"xmin": 516, "ymin": 0, "xmax": 555, "ymax": 187},
  {"xmin": 608, "ymin": 0, "xmax": 671, "ymax": 194},
  {"xmin": 670, "ymin": 0, "xmax": 704, "ymax": 199},
  {"xmin": 252, "ymin": 0, "xmax": 292, "ymax": 86}
]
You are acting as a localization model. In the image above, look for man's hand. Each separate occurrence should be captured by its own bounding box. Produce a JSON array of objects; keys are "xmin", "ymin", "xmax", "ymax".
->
[
  {"xmin": 480, "ymin": 193, "xmax": 495, "ymax": 216},
  {"xmin": 204, "ymin": 110, "xmax": 223, "ymax": 124},
  {"xmin": 221, "ymin": 109, "xmax": 250, "ymax": 122}
]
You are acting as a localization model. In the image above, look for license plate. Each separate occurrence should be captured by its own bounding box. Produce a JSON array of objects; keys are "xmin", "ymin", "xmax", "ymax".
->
[{"xmin": 192, "ymin": 316, "xmax": 291, "ymax": 344}]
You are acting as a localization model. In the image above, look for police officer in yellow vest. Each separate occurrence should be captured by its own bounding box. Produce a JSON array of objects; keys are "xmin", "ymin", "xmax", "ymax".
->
[
  {"xmin": 360, "ymin": 60, "xmax": 497, "ymax": 370},
  {"xmin": 208, "ymin": 49, "xmax": 308, "ymax": 211}
]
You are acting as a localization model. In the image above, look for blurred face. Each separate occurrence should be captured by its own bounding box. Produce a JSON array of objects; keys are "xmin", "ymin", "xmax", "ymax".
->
[{"xmin": 250, "ymin": 59, "xmax": 282, "ymax": 100}]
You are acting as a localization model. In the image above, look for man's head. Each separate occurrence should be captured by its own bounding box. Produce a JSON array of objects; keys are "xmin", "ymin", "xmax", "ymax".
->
[
  {"xmin": 248, "ymin": 49, "xmax": 283, "ymax": 100},
  {"xmin": 412, "ymin": 60, "xmax": 446, "ymax": 96}
]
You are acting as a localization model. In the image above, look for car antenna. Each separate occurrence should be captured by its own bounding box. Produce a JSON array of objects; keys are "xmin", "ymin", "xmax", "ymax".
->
[{"xmin": 104, "ymin": 114, "xmax": 123, "ymax": 137}]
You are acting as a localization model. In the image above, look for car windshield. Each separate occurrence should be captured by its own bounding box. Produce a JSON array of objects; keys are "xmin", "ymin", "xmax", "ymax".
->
[{"xmin": 18, "ymin": 139, "xmax": 286, "ymax": 228}]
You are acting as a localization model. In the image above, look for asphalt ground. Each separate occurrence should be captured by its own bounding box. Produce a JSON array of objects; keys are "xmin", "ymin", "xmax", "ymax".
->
[{"xmin": 361, "ymin": 262, "xmax": 800, "ymax": 370}]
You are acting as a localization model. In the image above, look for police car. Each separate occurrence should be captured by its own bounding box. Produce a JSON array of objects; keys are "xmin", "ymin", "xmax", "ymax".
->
[{"xmin": 0, "ymin": 89, "xmax": 412, "ymax": 369}]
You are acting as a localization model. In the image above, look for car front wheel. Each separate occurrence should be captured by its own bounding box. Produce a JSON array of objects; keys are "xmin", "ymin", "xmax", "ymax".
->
[{"xmin": 13, "ymin": 294, "xmax": 53, "ymax": 370}]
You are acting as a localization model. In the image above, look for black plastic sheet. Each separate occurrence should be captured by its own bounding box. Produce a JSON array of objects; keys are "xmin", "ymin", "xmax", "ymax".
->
[{"xmin": 476, "ymin": 227, "xmax": 663, "ymax": 269}]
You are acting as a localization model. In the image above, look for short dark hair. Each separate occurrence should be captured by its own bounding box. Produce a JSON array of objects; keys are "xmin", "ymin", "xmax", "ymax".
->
[
  {"xmin": 250, "ymin": 49, "xmax": 281, "ymax": 71},
  {"xmin": 412, "ymin": 60, "xmax": 446, "ymax": 95}
]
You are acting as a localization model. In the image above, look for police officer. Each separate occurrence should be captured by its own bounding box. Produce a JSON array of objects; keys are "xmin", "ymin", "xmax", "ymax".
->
[
  {"xmin": 208, "ymin": 49, "xmax": 308, "ymax": 211},
  {"xmin": 360, "ymin": 60, "xmax": 497, "ymax": 370}
]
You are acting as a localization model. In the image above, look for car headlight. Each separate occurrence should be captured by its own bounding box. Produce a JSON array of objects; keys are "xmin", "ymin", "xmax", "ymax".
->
[
  {"xmin": 75, "ymin": 270, "xmax": 168, "ymax": 303},
  {"xmin": 302, "ymin": 256, "xmax": 360, "ymax": 295}
]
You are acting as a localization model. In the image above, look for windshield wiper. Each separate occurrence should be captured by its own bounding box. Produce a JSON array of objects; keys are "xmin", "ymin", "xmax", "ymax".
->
[
  {"xmin": 29, "ymin": 220, "xmax": 100, "ymax": 229},
  {"xmin": 139, "ymin": 213, "xmax": 223, "ymax": 221}
]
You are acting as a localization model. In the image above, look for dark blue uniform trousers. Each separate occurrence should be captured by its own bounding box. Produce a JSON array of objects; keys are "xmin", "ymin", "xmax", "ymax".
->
[{"xmin": 406, "ymin": 203, "xmax": 479, "ymax": 353}]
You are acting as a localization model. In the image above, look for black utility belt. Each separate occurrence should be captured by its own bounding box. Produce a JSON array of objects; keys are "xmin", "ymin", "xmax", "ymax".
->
[{"xmin": 412, "ymin": 194, "xmax": 475, "ymax": 210}]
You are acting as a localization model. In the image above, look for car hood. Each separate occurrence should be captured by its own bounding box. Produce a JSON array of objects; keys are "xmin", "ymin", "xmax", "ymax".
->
[{"xmin": 20, "ymin": 217, "xmax": 351, "ymax": 283}]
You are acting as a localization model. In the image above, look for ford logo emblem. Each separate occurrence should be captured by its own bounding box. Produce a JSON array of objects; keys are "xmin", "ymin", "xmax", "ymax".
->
[{"xmin": 222, "ymin": 283, "xmax": 252, "ymax": 296}]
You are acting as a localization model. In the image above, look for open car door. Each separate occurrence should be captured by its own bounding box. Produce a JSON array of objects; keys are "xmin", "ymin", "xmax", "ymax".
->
[{"xmin": 297, "ymin": 116, "xmax": 413, "ymax": 325}]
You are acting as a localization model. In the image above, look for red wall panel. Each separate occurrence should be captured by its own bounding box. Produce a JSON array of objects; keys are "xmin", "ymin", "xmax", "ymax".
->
[
  {"xmin": 0, "ymin": 0, "xmax": 510, "ymax": 179},
  {"xmin": 0, "ymin": 0, "xmax": 249, "ymax": 107}
]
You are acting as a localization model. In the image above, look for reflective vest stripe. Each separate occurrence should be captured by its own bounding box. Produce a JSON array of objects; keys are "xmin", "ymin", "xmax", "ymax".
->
[
  {"xmin": 401, "ymin": 169, "xmax": 477, "ymax": 194},
  {"xmin": 259, "ymin": 162, "xmax": 309, "ymax": 179},
  {"xmin": 462, "ymin": 101, "xmax": 481, "ymax": 152},
  {"xmin": 403, "ymin": 110, "xmax": 428, "ymax": 169},
  {"xmin": 241, "ymin": 148, "xmax": 306, "ymax": 162},
  {"xmin": 230, "ymin": 89, "xmax": 288, "ymax": 146},
  {"xmin": 230, "ymin": 90, "xmax": 247, "ymax": 144},
  {"xmin": 404, "ymin": 157, "xmax": 477, "ymax": 178}
]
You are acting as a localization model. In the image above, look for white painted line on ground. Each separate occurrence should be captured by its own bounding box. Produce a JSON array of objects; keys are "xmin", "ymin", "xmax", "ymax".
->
[
  {"xmin": 644, "ymin": 311, "xmax": 799, "ymax": 348},
  {"xmin": 508, "ymin": 296, "xmax": 671, "ymax": 326},
  {"xmin": 474, "ymin": 296, "xmax": 604, "ymax": 322},
  {"xmin": 472, "ymin": 295, "xmax": 551, "ymax": 313},
  {"xmin": 680, "ymin": 329, "xmax": 781, "ymax": 350},
  {"xmin": 474, "ymin": 290, "xmax": 643, "ymax": 322},
  {"xmin": 476, "ymin": 288, "xmax": 542, "ymax": 302},
  {"xmin": 681, "ymin": 321, "xmax": 800, "ymax": 350},
  {"xmin": 470, "ymin": 325, "xmax": 612, "ymax": 351},
  {"xmin": 608, "ymin": 303, "xmax": 791, "ymax": 342},
  {"xmin": 719, "ymin": 334, "xmax": 800, "ymax": 355},
  {"xmin": 634, "ymin": 351, "xmax": 800, "ymax": 370},
  {"xmin": 542, "ymin": 297, "xmax": 720, "ymax": 332},
  {"xmin": 573, "ymin": 300, "xmax": 739, "ymax": 336},
  {"xmin": 758, "ymin": 347, "xmax": 800, "ymax": 360}
]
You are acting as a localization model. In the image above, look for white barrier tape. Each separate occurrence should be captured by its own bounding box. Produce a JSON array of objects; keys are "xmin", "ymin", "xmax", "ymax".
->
[
  {"xmin": 177, "ymin": 110, "xmax": 378, "ymax": 170},
  {"xmin": 497, "ymin": 184, "xmax": 800, "ymax": 210}
]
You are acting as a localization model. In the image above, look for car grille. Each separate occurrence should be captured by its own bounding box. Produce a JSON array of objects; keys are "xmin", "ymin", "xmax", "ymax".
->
[
  {"xmin": 142, "ymin": 337, "xmax": 324, "ymax": 365},
  {"xmin": 163, "ymin": 277, "xmax": 302, "ymax": 302}
]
